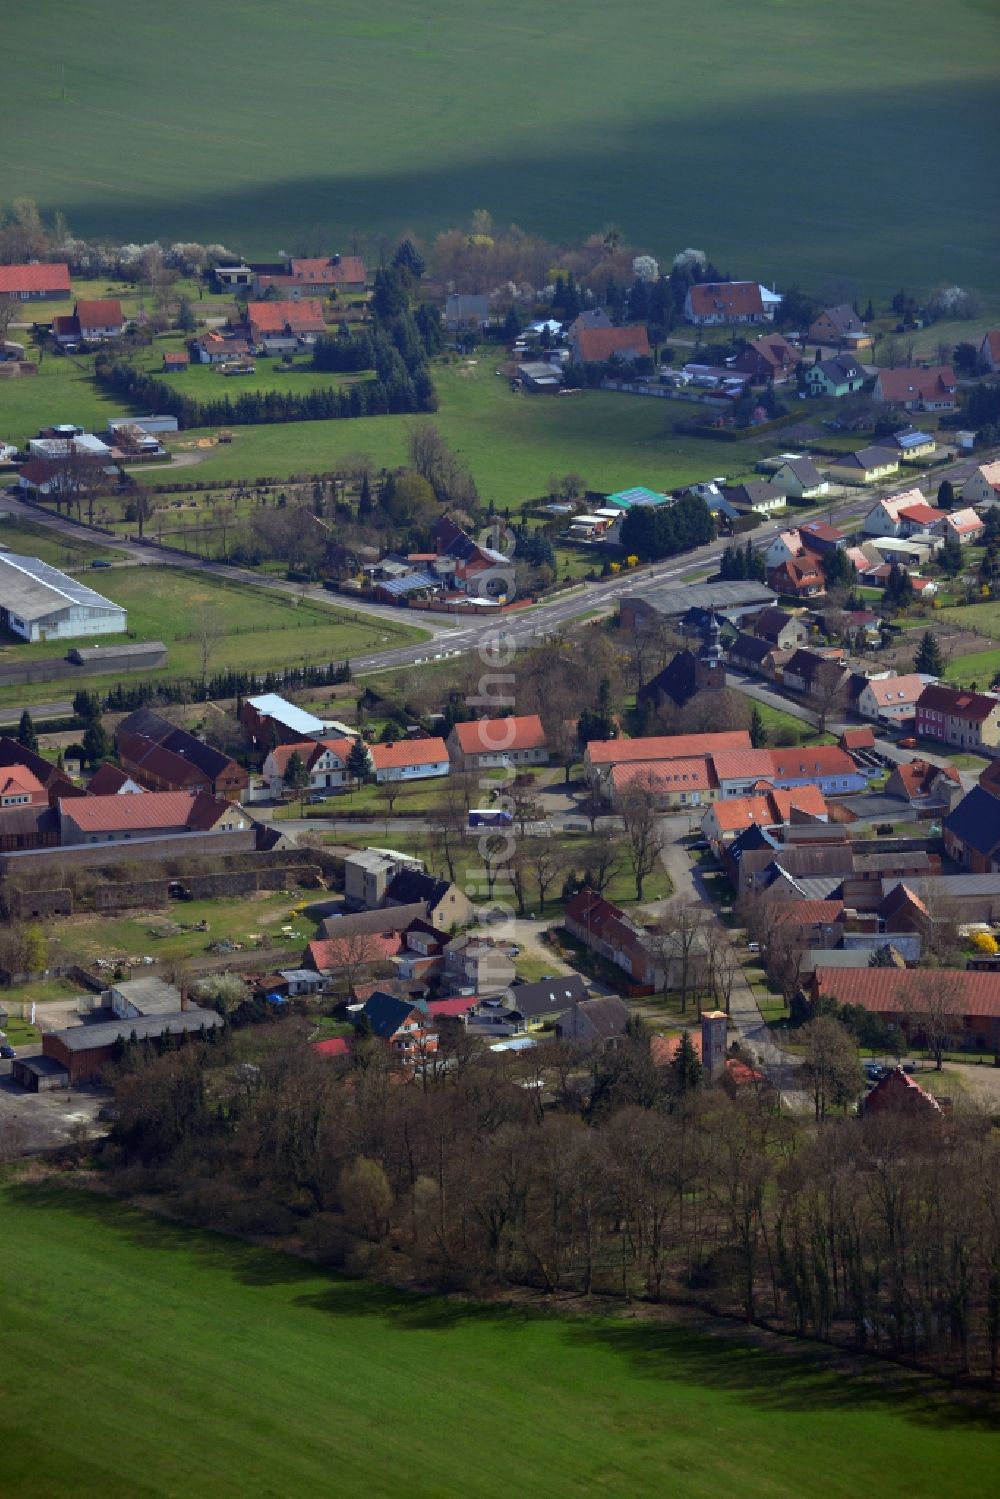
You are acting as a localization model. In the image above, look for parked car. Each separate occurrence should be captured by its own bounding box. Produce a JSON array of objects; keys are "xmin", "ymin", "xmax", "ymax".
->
[
  {"xmin": 90, "ymin": 559, "xmax": 111, "ymax": 568},
  {"xmin": 0, "ymin": 1044, "xmax": 16, "ymax": 1059},
  {"xmin": 898, "ymin": 737, "xmax": 918, "ymax": 750}
]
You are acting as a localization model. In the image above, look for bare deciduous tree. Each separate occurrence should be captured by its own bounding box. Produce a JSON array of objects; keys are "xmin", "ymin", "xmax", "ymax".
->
[{"xmin": 619, "ymin": 774, "xmax": 666, "ymax": 901}]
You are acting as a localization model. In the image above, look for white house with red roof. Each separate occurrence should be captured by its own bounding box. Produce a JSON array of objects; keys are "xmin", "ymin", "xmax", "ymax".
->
[
  {"xmin": 246, "ymin": 299, "xmax": 325, "ymax": 349},
  {"xmin": 936, "ymin": 507, "xmax": 984, "ymax": 545},
  {"xmin": 57, "ymin": 791, "xmax": 249, "ymax": 845},
  {"xmin": 449, "ymin": 715, "xmax": 548, "ymax": 769},
  {"xmin": 862, "ymin": 488, "xmax": 930, "ymax": 538},
  {"xmin": 0, "ymin": 766, "xmax": 47, "ymax": 808},
  {"xmin": 0, "ymin": 262, "xmax": 71, "ymax": 300},
  {"xmin": 683, "ymin": 281, "xmax": 778, "ymax": 326},
  {"xmin": 857, "ymin": 673, "xmax": 927, "ymax": 726},
  {"xmin": 369, "ymin": 737, "xmax": 449, "ymax": 784},
  {"xmin": 872, "ymin": 365, "xmax": 958, "ymax": 411},
  {"xmin": 54, "ymin": 299, "xmax": 126, "ymax": 345},
  {"xmin": 262, "ymin": 736, "xmax": 356, "ymax": 797}
]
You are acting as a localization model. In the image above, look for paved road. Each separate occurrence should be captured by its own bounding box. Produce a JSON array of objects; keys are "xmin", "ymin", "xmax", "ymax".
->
[
  {"xmin": 6, "ymin": 448, "xmax": 986, "ymax": 683},
  {"xmin": 0, "ymin": 698, "xmax": 73, "ymax": 726}
]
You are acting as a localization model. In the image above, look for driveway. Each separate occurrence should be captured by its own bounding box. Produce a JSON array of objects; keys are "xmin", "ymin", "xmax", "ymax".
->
[
  {"xmin": 658, "ymin": 817, "xmax": 811, "ymax": 1111},
  {"xmin": 0, "ymin": 1056, "xmax": 107, "ymax": 1155}
]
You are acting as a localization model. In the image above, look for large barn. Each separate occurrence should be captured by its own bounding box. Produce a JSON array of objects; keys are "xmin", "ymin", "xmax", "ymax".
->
[{"xmin": 0, "ymin": 554, "xmax": 126, "ymax": 642}]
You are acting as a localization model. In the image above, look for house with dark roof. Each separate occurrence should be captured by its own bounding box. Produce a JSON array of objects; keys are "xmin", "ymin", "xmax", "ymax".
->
[
  {"xmin": 804, "ymin": 354, "xmax": 866, "ymax": 399},
  {"xmin": 780, "ymin": 648, "xmax": 848, "ymax": 698},
  {"xmin": 943, "ymin": 785, "xmax": 1000, "ymax": 872},
  {"xmin": 728, "ymin": 631, "xmax": 775, "ymax": 675},
  {"xmin": 720, "ymin": 481, "xmax": 787, "ymax": 518},
  {"xmin": 862, "ymin": 1067, "xmax": 943, "ymax": 1120},
  {"xmin": 115, "ymin": 708, "xmax": 247, "ymax": 800},
  {"xmin": 555, "ymin": 994, "xmax": 631, "ymax": 1049},
  {"xmin": 915, "ymin": 683, "xmax": 1000, "ymax": 750},
  {"xmin": 827, "ymin": 447, "xmax": 900, "ymax": 486},
  {"xmin": 355, "ymin": 991, "xmax": 438, "ymax": 1062},
  {"xmin": 808, "ymin": 304, "xmax": 872, "ymax": 349},
  {"xmin": 770, "ymin": 457, "xmax": 828, "ymax": 499},
  {"xmin": 499, "ymin": 973, "xmax": 589, "ymax": 1029},
  {"xmin": 382, "ymin": 868, "xmax": 475, "ymax": 931},
  {"xmin": 752, "ymin": 606, "xmax": 809, "ymax": 649},
  {"xmin": 444, "ymin": 294, "xmax": 490, "ymax": 329}
]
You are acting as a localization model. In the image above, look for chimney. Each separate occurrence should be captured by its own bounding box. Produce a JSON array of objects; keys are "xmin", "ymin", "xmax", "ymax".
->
[{"xmin": 701, "ymin": 1010, "xmax": 728, "ymax": 1079}]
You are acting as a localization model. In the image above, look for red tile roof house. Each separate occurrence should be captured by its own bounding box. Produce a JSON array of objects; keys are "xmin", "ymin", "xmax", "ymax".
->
[
  {"xmin": 584, "ymin": 729, "xmax": 751, "ymax": 782},
  {"xmin": 262, "ymin": 737, "xmax": 355, "ymax": 797},
  {"xmin": 369, "ymin": 737, "xmax": 449, "ymax": 784},
  {"xmin": 936, "ymin": 507, "xmax": 985, "ymax": 545},
  {"xmin": 246, "ymin": 299, "xmax": 326, "ymax": 349},
  {"xmin": 810, "ymin": 966, "xmax": 1000, "ymax": 1053},
  {"xmin": 683, "ymin": 281, "xmax": 775, "ymax": 325},
  {"xmin": 306, "ymin": 931, "xmax": 402, "ymax": 976},
  {"xmin": 448, "ymin": 715, "xmax": 548, "ymax": 769},
  {"xmin": 53, "ymin": 299, "xmax": 126, "ymax": 345},
  {"xmin": 610, "ymin": 756, "xmax": 718, "ymax": 811},
  {"xmin": 162, "ymin": 349, "xmax": 190, "ymax": 372},
  {"xmin": 915, "ymin": 683, "xmax": 1000, "ymax": 751},
  {"xmin": 563, "ymin": 888, "xmax": 663, "ymax": 993},
  {"xmin": 767, "ymin": 554, "xmax": 826, "ymax": 599},
  {"xmin": 770, "ymin": 899, "xmax": 846, "ymax": 947},
  {"xmin": 884, "ymin": 758, "xmax": 962, "ymax": 810},
  {"xmin": 0, "ymin": 261, "xmax": 71, "ymax": 300},
  {"xmin": 57, "ymin": 790, "xmax": 251, "ymax": 845},
  {"xmin": 856, "ymin": 673, "xmax": 927, "ymax": 727},
  {"xmin": 872, "ymin": 365, "xmax": 958, "ymax": 412},
  {"xmin": 569, "ymin": 324, "xmax": 651, "ymax": 364},
  {"xmin": 289, "ymin": 255, "xmax": 367, "ymax": 293},
  {"xmin": 701, "ymin": 785, "xmax": 828, "ymax": 843},
  {"xmin": 0, "ymin": 766, "xmax": 48, "ymax": 808},
  {"xmin": 731, "ymin": 332, "xmax": 801, "ymax": 383}
]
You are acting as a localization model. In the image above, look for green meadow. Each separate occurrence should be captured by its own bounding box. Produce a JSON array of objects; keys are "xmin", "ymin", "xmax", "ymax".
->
[
  {"xmin": 1, "ymin": 1, "xmax": 997, "ymax": 298},
  {"xmin": 0, "ymin": 567, "xmax": 426, "ymax": 707},
  {"xmin": 3, "ymin": 1181, "xmax": 998, "ymax": 1499}
]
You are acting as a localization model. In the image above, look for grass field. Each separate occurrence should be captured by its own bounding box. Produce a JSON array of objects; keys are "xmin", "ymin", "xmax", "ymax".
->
[
  {"xmin": 2, "ymin": 2, "xmax": 998, "ymax": 299},
  {"xmin": 0, "ymin": 513, "xmax": 121, "ymax": 568},
  {"xmin": 0, "ymin": 567, "xmax": 427, "ymax": 707},
  {"xmin": 170, "ymin": 363, "xmax": 745, "ymax": 503},
  {"xmin": 46, "ymin": 888, "xmax": 318, "ymax": 970},
  {"xmin": 4, "ymin": 1181, "xmax": 998, "ymax": 1499}
]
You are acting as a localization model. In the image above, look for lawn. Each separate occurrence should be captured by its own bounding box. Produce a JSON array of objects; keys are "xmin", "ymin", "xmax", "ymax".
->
[
  {"xmin": 48, "ymin": 888, "xmax": 319, "ymax": 970},
  {"xmin": 4, "ymin": 1181, "xmax": 998, "ymax": 1499},
  {"xmin": 943, "ymin": 646, "xmax": 1000, "ymax": 689},
  {"xmin": 2, "ymin": 0, "xmax": 998, "ymax": 299},
  {"xmin": 0, "ymin": 513, "xmax": 121, "ymax": 568},
  {"xmin": 169, "ymin": 362, "xmax": 741, "ymax": 507},
  {"xmin": 0, "ymin": 567, "xmax": 427, "ymax": 706}
]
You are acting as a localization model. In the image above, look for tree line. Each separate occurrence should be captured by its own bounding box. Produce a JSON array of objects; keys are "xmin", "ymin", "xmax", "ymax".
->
[{"xmin": 102, "ymin": 1018, "xmax": 1000, "ymax": 1382}]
